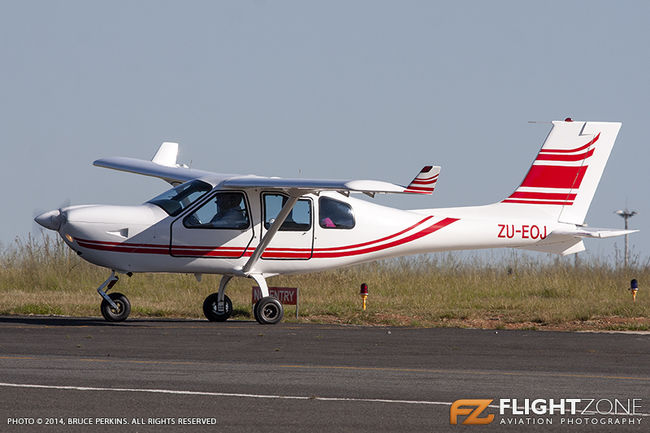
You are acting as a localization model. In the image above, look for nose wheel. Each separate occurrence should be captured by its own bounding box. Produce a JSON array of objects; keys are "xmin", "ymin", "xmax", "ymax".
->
[
  {"xmin": 203, "ymin": 293, "xmax": 233, "ymax": 322},
  {"xmin": 100, "ymin": 293, "xmax": 131, "ymax": 322},
  {"xmin": 96, "ymin": 271, "xmax": 131, "ymax": 322}
]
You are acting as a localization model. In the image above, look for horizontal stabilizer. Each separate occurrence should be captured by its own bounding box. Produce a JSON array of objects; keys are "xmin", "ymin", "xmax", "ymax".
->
[
  {"xmin": 553, "ymin": 227, "xmax": 639, "ymax": 239},
  {"xmin": 517, "ymin": 237, "xmax": 585, "ymax": 255},
  {"xmin": 517, "ymin": 225, "xmax": 638, "ymax": 256}
]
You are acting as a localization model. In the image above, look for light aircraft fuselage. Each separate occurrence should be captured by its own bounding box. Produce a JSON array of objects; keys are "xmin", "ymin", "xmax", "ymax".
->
[{"xmin": 35, "ymin": 120, "xmax": 636, "ymax": 324}]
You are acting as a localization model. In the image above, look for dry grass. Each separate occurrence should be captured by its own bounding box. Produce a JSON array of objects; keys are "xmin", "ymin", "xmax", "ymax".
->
[{"xmin": 0, "ymin": 234, "xmax": 648, "ymax": 331}]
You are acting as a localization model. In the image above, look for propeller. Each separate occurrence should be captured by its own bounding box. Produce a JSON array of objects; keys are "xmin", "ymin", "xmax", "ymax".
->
[{"xmin": 33, "ymin": 199, "xmax": 70, "ymax": 232}]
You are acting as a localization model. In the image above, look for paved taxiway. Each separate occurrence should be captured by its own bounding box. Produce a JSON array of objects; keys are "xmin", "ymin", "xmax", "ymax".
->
[{"xmin": 0, "ymin": 316, "xmax": 648, "ymax": 432}]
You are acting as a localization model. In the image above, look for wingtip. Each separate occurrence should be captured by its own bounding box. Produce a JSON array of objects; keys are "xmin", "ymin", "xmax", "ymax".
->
[
  {"xmin": 152, "ymin": 142, "xmax": 179, "ymax": 167},
  {"xmin": 404, "ymin": 165, "xmax": 440, "ymax": 194}
]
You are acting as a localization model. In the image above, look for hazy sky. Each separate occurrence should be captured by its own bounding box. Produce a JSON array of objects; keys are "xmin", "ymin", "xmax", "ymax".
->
[{"xmin": 1, "ymin": 1, "xmax": 648, "ymax": 263}]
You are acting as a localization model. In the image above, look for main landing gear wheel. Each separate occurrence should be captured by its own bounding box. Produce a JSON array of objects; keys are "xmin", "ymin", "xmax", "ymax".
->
[
  {"xmin": 253, "ymin": 300, "xmax": 260, "ymax": 323},
  {"xmin": 100, "ymin": 293, "xmax": 131, "ymax": 322},
  {"xmin": 254, "ymin": 296, "xmax": 284, "ymax": 325},
  {"xmin": 203, "ymin": 294, "xmax": 233, "ymax": 322}
]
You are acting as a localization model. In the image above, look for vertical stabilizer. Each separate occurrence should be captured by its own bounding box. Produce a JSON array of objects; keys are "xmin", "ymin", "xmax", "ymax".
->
[{"xmin": 501, "ymin": 120, "xmax": 621, "ymax": 225}]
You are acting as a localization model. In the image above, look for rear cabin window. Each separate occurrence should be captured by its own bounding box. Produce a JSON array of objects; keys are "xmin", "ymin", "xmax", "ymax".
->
[
  {"xmin": 319, "ymin": 197, "xmax": 355, "ymax": 229},
  {"xmin": 264, "ymin": 194, "xmax": 311, "ymax": 231}
]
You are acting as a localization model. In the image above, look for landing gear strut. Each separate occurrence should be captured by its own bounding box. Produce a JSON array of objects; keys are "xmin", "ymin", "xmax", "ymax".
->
[
  {"xmin": 97, "ymin": 271, "xmax": 131, "ymax": 322},
  {"xmin": 203, "ymin": 275, "xmax": 233, "ymax": 322}
]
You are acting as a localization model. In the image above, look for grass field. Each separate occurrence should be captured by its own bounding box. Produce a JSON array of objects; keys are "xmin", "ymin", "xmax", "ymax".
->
[{"xmin": 1, "ymin": 234, "xmax": 648, "ymax": 331}]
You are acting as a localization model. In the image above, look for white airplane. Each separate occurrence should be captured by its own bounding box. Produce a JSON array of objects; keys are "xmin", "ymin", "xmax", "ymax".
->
[{"xmin": 35, "ymin": 119, "xmax": 636, "ymax": 324}]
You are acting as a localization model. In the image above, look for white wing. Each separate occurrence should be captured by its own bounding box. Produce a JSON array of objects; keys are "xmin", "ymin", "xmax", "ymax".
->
[
  {"xmin": 94, "ymin": 142, "xmax": 440, "ymax": 195},
  {"xmin": 94, "ymin": 156, "xmax": 218, "ymax": 185}
]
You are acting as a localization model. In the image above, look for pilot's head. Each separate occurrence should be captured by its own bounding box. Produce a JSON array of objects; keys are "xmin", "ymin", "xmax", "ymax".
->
[{"xmin": 217, "ymin": 193, "xmax": 241, "ymax": 209}]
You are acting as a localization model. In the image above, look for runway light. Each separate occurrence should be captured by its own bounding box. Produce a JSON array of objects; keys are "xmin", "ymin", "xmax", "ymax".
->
[
  {"xmin": 629, "ymin": 279, "xmax": 639, "ymax": 303},
  {"xmin": 360, "ymin": 283, "xmax": 368, "ymax": 311}
]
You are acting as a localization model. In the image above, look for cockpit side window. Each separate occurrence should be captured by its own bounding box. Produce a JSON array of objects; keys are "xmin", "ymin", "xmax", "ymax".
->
[
  {"xmin": 147, "ymin": 180, "xmax": 212, "ymax": 216},
  {"xmin": 183, "ymin": 192, "xmax": 250, "ymax": 230},
  {"xmin": 319, "ymin": 196, "xmax": 355, "ymax": 229}
]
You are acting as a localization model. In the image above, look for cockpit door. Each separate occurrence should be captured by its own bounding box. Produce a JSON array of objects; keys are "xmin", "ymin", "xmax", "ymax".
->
[
  {"xmin": 170, "ymin": 191, "xmax": 254, "ymax": 258},
  {"xmin": 260, "ymin": 193, "xmax": 314, "ymax": 260}
]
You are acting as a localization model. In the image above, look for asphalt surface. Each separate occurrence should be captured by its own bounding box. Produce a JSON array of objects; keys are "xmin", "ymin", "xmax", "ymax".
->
[{"xmin": 0, "ymin": 316, "xmax": 648, "ymax": 432}]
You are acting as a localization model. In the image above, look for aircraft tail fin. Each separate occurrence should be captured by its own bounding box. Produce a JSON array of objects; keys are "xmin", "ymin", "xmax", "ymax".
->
[{"xmin": 499, "ymin": 120, "xmax": 621, "ymax": 225}]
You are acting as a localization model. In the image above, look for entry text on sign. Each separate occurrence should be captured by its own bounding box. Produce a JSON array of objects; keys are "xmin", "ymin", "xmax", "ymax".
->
[{"xmin": 252, "ymin": 287, "xmax": 298, "ymax": 305}]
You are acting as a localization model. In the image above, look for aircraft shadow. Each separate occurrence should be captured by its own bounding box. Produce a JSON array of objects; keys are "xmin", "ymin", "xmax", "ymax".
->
[{"xmin": 0, "ymin": 315, "xmax": 257, "ymax": 327}]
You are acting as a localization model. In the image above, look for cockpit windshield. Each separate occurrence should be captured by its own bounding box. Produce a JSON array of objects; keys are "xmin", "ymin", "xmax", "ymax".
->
[{"xmin": 147, "ymin": 180, "xmax": 212, "ymax": 216}]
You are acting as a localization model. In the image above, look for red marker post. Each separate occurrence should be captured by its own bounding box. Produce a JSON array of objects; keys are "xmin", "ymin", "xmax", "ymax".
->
[
  {"xmin": 360, "ymin": 283, "xmax": 368, "ymax": 311},
  {"xmin": 629, "ymin": 279, "xmax": 639, "ymax": 303}
]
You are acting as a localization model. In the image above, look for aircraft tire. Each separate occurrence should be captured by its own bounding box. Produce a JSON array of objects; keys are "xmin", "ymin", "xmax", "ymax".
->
[
  {"xmin": 254, "ymin": 297, "xmax": 284, "ymax": 325},
  {"xmin": 253, "ymin": 299, "xmax": 261, "ymax": 323},
  {"xmin": 100, "ymin": 293, "xmax": 131, "ymax": 322},
  {"xmin": 203, "ymin": 294, "xmax": 232, "ymax": 322}
]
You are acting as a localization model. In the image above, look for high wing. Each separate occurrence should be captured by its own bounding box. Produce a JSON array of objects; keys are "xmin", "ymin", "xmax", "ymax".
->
[
  {"xmin": 94, "ymin": 142, "xmax": 218, "ymax": 185},
  {"xmin": 94, "ymin": 156, "xmax": 219, "ymax": 185},
  {"xmin": 94, "ymin": 142, "xmax": 440, "ymax": 196},
  {"xmin": 223, "ymin": 176, "xmax": 421, "ymax": 196}
]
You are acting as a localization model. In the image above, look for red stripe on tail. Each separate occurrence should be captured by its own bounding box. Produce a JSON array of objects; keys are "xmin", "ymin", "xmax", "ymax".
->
[
  {"xmin": 520, "ymin": 165, "xmax": 588, "ymax": 189},
  {"xmin": 538, "ymin": 133, "xmax": 600, "ymax": 154}
]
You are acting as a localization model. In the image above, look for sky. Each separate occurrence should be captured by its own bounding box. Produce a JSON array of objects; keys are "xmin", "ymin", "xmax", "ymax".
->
[{"xmin": 1, "ymin": 0, "xmax": 648, "ymax": 264}]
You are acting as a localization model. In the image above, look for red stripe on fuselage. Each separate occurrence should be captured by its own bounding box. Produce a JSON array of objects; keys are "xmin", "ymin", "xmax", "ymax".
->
[
  {"xmin": 76, "ymin": 240, "xmax": 169, "ymax": 255},
  {"xmin": 314, "ymin": 216, "xmax": 434, "ymax": 252},
  {"xmin": 75, "ymin": 238, "xmax": 166, "ymax": 248},
  {"xmin": 171, "ymin": 248, "xmax": 246, "ymax": 258},
  {"xmin": 312, "ymin": 217, "xmax": 458, "ymax": 258},
  {"xmin": 73, "ymin": 216, "xmax": 457, "ymax": 260}
]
